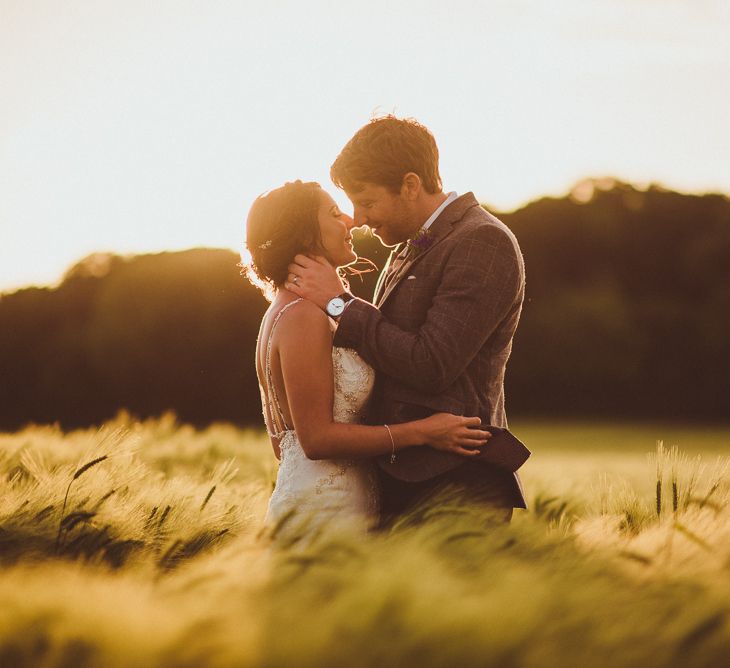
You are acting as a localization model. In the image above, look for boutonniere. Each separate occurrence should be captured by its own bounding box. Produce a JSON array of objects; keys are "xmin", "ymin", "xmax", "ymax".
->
[{"xmin": 406, "ymin": 228, "xmax": 435, "ymax": 257}]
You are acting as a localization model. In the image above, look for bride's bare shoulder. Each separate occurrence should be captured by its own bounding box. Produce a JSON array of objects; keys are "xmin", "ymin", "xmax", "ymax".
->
[{"xmin": 275, "ymin": 299, "xmax": 331, "ymax": 340}]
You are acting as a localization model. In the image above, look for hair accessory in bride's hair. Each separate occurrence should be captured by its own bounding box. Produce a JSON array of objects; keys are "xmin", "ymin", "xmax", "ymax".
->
[{"xmin": 258, "ymin": 239, "xmax": 273, "ymax": 250}]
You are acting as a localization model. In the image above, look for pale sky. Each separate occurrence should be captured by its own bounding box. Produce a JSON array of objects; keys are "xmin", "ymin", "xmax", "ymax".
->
[{"xmin": 1, "ymin": 0, "xmax": 728, "ymax": 292}]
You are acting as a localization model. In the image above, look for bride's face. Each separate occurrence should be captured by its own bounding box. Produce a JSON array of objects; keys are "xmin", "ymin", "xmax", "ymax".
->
[{"xmin": 316, "ymin": 191, "xmax": 357, "ymax": 267}]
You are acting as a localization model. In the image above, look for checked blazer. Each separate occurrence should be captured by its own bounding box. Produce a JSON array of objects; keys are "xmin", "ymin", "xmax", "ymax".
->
[{"xmin": 333, "ymin": 192, "xmax": 527, "ymax": 508}]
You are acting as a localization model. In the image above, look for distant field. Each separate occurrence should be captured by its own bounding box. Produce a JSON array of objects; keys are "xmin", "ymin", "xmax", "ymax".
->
[
  {"xmin": 0, "ymin": 415, "xmax": 728, "ymax": 667},
  {"xmin": 513, "ymin": 419, "xmax": 730, "ymax": 453}
]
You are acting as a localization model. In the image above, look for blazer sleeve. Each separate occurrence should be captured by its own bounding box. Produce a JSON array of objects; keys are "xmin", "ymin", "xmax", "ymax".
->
[{"xmin": 333, "ymin": 224, "xmax": 524, "ymax": 393}]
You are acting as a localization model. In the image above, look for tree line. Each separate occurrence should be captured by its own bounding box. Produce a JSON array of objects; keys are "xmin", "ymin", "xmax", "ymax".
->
[{"xmin": 1, "ymin": 179, "xmax": 728, "ymax": 431}]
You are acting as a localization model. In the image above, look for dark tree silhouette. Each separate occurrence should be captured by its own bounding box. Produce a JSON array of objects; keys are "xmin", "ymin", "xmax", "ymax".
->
[{"xmin": 1, "ymin": 180, "xmax": 728, "ymax": 430}]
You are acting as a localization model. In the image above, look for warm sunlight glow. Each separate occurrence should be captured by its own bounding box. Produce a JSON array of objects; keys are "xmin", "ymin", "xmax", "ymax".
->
[{"xmin": 1, "ymin": 0, "xmax": 728, "ymax": 292}]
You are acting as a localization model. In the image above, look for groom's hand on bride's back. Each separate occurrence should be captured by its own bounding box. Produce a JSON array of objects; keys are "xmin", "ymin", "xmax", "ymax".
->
[{"xmin": 285, "ymin": 255, "xmax": 345, "ymax": 310}]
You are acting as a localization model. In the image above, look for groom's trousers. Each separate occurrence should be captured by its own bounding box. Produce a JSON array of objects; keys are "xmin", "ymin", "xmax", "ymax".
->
[{"xmin": 376, "ymin": 461, "xmax": 516, "ymax": 530}]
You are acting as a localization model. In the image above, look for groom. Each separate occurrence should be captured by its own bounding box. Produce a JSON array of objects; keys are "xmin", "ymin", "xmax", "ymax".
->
[{"xmin": 286, "ymin": 115, "xmax": 527, "ymax": 526}]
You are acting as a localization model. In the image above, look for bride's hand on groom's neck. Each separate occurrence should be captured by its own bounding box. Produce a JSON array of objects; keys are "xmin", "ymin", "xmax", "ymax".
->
[{"xmin": 285, "ymin": 254, "xmax": 345, "ymax": 310}]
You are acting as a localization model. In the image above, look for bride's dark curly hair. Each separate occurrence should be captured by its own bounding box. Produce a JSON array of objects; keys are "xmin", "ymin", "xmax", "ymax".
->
[{"xmin": 242, "ymin": 180, "xmax": 324, "ymax": 300}]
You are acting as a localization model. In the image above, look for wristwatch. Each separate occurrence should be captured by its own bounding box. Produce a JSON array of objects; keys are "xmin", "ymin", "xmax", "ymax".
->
[{"xmin": 325, "ymin": 292, "xmax": 354, "ymax": 319}]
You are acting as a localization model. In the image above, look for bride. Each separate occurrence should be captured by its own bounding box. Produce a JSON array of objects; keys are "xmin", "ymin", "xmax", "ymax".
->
[{"xmin": 244, "ymin": 180, "xmax": 490, "ymax": 536}]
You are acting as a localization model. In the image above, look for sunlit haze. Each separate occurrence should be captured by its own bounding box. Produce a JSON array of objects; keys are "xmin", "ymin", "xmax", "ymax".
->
[{"xmin": 1, "ymin": 0, "xmax": 728, "ymax": 292}]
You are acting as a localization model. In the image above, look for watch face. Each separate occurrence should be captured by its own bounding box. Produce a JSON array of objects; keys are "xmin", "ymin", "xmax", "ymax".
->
[{"xmin": 326, "ymin": 297, "xmax": 345, "ymax": 317}]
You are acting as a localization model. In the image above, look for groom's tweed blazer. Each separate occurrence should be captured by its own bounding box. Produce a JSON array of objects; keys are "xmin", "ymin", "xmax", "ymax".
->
[{"xmin": 333, "ymin": 192, "xmax": 527, "ymax": 508}]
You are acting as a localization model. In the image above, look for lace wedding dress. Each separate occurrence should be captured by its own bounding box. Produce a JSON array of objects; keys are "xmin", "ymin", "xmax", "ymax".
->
[{"xmin": 261, "ymin": 299, "xmax": 379, "ymax": 536}]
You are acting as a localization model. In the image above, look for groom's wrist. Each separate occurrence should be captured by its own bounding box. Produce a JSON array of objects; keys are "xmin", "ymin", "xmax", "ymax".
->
[
  {"xmin": 324, "ymin": 292, "xmax": 354, "ymax": 319},
  {"xmin": 338, "ymin": 298, "xmax": 355, "ymax": 320}
]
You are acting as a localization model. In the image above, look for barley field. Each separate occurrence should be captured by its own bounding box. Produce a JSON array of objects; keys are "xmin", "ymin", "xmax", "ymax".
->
[{"xmin": 1, "ymin": 413, "xmax": 728, "ymax": 668}]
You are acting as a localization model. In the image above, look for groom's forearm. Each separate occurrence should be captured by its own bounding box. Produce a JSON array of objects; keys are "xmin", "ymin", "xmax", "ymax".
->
[{"xmin": 334, "ymin": 299, "xmax": 459, "ymax": 391}]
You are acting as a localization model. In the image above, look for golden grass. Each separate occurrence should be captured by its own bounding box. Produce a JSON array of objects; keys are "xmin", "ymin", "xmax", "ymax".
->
[{"xmin": 0, "ymin": 413, "xmax": 728, "ymax": 667}]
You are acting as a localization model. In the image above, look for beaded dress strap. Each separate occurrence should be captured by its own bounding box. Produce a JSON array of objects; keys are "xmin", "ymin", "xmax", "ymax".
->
[{"xmin": 264, "ymin": 298, "xmax": 304, "ymax": 438}]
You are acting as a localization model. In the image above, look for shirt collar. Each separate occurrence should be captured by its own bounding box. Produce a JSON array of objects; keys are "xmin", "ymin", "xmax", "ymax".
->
[{"xmin": 420, "ymin": 191, "xmax": 459, "ymax": 232}]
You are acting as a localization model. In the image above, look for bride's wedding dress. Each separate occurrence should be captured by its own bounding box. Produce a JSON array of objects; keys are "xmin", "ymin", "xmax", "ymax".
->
[{"xmin": 262, "ymin": 299, "xmax": 379, "ymax": 535}]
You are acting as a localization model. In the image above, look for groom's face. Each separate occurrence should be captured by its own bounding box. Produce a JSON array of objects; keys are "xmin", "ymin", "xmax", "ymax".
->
[{"xmin": 346, "ymin": 182, "xmax": 417, "ymax": 247}]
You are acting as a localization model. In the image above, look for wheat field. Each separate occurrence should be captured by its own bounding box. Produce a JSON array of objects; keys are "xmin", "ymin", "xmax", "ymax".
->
[{"xmin": 0, "ymin": 413, "xmax": 728, "ymax": 667}]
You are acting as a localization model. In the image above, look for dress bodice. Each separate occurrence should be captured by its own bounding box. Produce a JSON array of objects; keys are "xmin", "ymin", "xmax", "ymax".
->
[{"xmin": 332, "ymin": 346, "xmax": 375, "ymax": 423}]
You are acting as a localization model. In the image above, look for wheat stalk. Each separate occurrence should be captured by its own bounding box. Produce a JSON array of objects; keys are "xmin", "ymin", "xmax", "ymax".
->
[
  {"xmin": 200, "ymin": 485, "xmax": 216, "ymax": 511},
  {"xmin": 55, "ymin": 455, "xmax": 109, "ymax": 553},
  {"xmin": 654, "ymin": 440, "xmax": 665, "ymax": 518}
]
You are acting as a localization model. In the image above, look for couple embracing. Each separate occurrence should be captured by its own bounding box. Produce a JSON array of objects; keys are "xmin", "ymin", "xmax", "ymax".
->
[{"xmin": 245, "ymin": 115, "xmax": 529, "ymax": 540}]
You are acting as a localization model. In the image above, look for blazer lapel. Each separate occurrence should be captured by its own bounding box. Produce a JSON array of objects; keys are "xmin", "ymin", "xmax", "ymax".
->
[{"xmin": 377, "ymin": 193, "xmax": 480, "ymax": 308}]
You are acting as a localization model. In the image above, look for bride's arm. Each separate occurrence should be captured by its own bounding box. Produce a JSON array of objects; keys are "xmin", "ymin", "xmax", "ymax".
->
[{"xmin": 277, "ymin": 300, "xmax": 489, "ymax": 460}]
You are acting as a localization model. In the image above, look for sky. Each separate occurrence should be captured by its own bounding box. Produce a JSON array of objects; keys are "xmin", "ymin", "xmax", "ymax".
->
[{"xmin": 1, "ymin": 0, "xmax": 729, "ymax": 292}]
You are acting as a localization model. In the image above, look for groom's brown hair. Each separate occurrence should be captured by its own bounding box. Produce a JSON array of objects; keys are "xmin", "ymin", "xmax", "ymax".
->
[{"xmin": 331, "ymin": 115, "xmax": 442, "ymax": 195}]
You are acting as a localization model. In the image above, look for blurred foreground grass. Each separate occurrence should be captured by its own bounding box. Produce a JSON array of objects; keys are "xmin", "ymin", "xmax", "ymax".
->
[{"xmin": 0, "ymin": 413, "xmax": 728, "ymax": 667}]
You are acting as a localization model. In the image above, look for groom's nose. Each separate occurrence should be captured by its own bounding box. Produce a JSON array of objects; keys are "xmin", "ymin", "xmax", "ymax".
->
[{"xmin": 353, "ymin": 208, "xmax": 367, "ymax": 228}]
